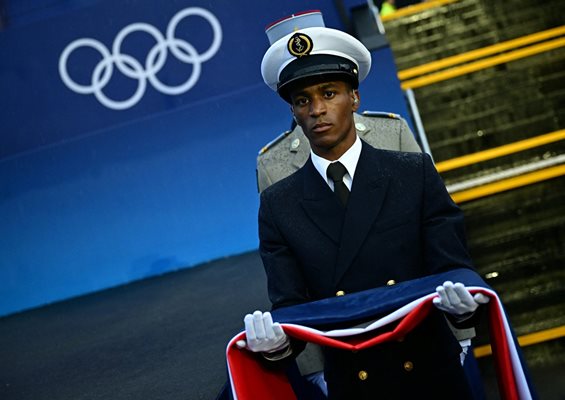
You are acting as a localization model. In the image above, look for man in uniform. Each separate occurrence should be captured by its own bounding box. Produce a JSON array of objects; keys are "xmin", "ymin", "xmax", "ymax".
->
[{"xmin": 237, "ymin": 10, "xmax": 488, "ymax": 399}]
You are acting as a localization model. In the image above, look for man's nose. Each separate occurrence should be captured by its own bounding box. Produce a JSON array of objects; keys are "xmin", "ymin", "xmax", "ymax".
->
[{"xmin": 309, "ymin": 97, "xmax": 326, "ymax": 117}]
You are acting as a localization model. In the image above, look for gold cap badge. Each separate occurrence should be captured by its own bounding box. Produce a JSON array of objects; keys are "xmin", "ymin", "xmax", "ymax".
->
[{"xmin": 287, "ymin": 33, "xmax": 313, "ymax": 57}]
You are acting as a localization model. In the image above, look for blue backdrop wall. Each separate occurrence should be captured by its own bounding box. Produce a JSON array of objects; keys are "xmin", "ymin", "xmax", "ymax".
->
[{"xmin": 0, "ymin": 0, "xmax": 409, "ymax": 316}]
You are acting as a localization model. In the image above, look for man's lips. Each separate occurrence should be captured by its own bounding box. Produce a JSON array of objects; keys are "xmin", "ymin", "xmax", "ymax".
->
[{"xmin": 311, "ymin": 123, "xmax": 332, "ymax": 133}]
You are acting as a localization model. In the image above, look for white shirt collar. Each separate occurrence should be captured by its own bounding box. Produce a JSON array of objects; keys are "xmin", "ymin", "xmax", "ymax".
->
[{"xmin": 310, "ymin": 135, "xmax": 362, "ymax": 191}]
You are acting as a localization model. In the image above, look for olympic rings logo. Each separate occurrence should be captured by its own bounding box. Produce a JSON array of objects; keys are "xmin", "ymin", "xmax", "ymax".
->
[{"xmin": 59, "ymin": 7, "xmax": 222, "ymax": 110}]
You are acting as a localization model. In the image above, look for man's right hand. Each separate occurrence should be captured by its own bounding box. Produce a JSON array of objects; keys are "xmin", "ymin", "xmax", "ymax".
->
[
  {"xmin": 236, "ymin": 311, "xmax": 289, "ymax": 353},
  {"xmin": 433, "ymin": 281, "xmax": 489, "ymax": 316}
]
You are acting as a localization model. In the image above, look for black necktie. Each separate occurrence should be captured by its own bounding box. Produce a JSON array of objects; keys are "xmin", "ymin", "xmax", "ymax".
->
[{"xmin": 327, "ymin": 162, "xmax": 350, "ymax": 206}]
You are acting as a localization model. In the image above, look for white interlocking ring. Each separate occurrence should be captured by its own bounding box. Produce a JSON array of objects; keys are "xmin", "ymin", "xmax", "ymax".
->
[{"xmin": 59, "ymin": 7, "xmax": 222, "ymax": 110}]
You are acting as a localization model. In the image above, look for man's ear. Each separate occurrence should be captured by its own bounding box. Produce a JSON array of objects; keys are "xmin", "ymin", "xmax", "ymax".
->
[
  {"xmin": 290, "ymin": 104, "xmax": 298, "ymax": 124},
  {"xmin": 352, "ymin": 90, "xmax": 360, "ymax": 111},
  {"xmin": 289, "ymin": 106, "xmax": 297, "ymax": 123}
]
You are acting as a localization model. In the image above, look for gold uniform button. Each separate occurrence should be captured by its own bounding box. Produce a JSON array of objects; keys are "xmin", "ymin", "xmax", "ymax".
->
[
  {"xmin": 403, "ymin": 361, "xmax": 414, "ymax": 372},
  {"xmin": 336, "ymin": 290, "xmax": 345, "ymax": 296},
  {"xmin": 358, "ymin": 370, "xmax": 368, "ymax": 381},
  {"xmin": 386, "ymin": 279, "xmax": 396, "ymax": 286}
]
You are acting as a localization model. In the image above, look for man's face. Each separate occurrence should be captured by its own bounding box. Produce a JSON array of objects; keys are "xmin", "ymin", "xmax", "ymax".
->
[{"xmin": 289, "ymin": 80, "xmax": 360, "ymax": 161}]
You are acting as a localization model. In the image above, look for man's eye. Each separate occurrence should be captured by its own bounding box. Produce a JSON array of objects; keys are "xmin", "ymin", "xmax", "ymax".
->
[
  {"xmin": 295, "ymin": 98, "xmax": 309, "ymax": 106},
  {"xmin": 324, "ymin": 91, "xmax": 336, "ymax": 98}
]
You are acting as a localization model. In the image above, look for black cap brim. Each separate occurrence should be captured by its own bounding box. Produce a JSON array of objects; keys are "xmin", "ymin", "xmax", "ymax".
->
[{"xmin": 277, "ymin": 54, "xmax": 359, "ymax": 102}]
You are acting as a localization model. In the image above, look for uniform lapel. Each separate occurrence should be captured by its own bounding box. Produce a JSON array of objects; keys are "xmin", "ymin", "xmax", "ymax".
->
[
  {"xmin": 300, "ymin": 158, "xmax": 344, "ymax": 244},
  {"xmin": 332, "ymin": 143, "xmax": 390, "ymax": 286}
]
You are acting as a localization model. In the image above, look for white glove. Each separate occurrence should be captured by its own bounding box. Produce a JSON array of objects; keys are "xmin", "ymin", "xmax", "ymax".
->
[
  {"xmin": 236, "ymin": 311, "xmax": 289, "ymax": 353},
  {"xmin": 433, "ymin": 281, "xmax": 490, "ymax": 316}
]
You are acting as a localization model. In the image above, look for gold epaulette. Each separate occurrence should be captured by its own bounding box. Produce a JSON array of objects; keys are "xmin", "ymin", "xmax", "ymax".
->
[
  {"xmin": 361, "ymin": 110, "xmax": 401, "ymax": 119},
  {"xmin": 258, "ymin": 130, "xmax": 292, "ymax": 155}
]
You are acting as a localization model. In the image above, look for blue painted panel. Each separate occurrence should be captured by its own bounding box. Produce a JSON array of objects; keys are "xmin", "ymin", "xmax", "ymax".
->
[{"xmin": 0, "ymin": 1, "xmax": 409, "ymax": 316}]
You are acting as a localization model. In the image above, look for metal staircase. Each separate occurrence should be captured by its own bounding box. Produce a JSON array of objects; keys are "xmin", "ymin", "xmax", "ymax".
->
[{"xmin": 382, "ymin": 0, "xmax": 565, "ymax": 396}]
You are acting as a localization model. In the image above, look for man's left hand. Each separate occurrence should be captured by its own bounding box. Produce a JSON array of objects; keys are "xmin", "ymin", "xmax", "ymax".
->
[{"xmin": 433, "ymin": 281, "xmax": 489, "ymax": 316}]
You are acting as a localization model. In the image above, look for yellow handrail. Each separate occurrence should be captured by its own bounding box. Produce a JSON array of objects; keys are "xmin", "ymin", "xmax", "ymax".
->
[
  {"xmin": 436, "ymin": 130, "xmax": 565, "ymax": 173},
  {"xmin": 381, "ymin": 0, "xmax": 458, "ymax": 22},
  {"xmin": 451, "ymin": 165, "xmax": 565, "ymax": 203},
  {"xmin": 474, "ymin": 325, "xmax": 565, "ymax": 358},
  {"xmin": 399, "ymin": 26, "xmax": 565, "ymax": 80},
  {"xmin": 401, "ymin": 37, "xmax": 565, "ymax": 89}
]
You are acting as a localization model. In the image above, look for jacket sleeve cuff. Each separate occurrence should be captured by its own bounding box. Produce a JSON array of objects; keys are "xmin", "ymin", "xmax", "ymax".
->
[{"xmin": 261, "ymin": 343, "xmax": 293, "ymax": 361}]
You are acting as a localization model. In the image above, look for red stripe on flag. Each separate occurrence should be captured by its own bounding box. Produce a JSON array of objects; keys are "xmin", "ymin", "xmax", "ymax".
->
[
  {"xmin": 487, "ymin": 295, "xmax": 519, "ymax": 400},
  {"xmin": 227, "ymin": 333, "xmax": 297, "ymax": 400}
]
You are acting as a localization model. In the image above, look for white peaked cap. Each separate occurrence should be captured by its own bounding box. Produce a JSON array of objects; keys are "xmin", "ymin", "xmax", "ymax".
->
[{"xmin": 261, "ymin": 10, "xmax": 371, "ymax": 100}]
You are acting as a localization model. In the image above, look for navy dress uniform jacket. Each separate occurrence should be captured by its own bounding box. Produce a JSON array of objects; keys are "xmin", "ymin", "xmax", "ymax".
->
[{"xmin": 258, "ymin": 141, "xmax": 475, "ymax": 399}]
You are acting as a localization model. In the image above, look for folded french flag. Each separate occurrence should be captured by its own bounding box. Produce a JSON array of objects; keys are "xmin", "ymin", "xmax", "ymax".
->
[{"xmin": 226, "ymin": 269, "xmax": 535, "ymax": 400}]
